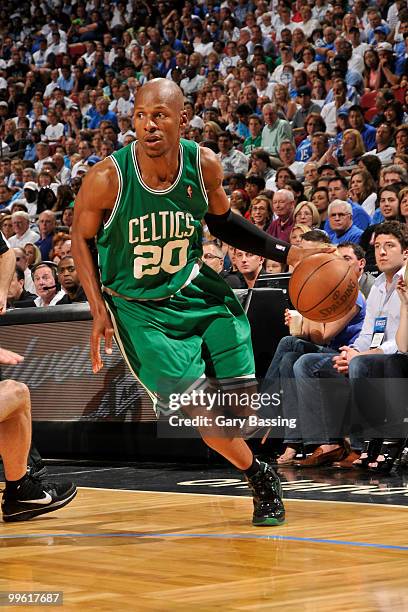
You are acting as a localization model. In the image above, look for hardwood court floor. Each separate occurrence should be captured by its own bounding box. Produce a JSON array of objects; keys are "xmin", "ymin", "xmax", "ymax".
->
[{"xmin": 1, "ymin": 487, "xmax": 407, "ymax": 611}]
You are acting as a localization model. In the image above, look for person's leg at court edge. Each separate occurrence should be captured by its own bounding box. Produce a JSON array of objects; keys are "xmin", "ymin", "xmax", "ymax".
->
[{"xmin": 0, "ymin": 351, "xmax": 77, "ymax": 523}]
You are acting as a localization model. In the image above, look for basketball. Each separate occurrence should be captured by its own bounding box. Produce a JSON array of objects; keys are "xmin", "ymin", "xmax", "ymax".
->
[{"xmin": 289, "ymin": 253, "xmax": 359, "ymax": 322}]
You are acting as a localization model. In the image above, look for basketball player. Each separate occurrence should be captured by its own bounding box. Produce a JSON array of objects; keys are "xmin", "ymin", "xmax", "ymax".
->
[
  {"xmin": 72, "ymin": 79, "xmax": 332, "ymax": 526},
  {"xmin": 0, "ymin": 234, "xmax": 77, "ymax": 522}
]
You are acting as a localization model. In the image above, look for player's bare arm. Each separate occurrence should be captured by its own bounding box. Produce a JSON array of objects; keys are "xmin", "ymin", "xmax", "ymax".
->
[
  {"xmin": 71, "ymin": 158, "xmax": 118, "ymax": 373},
  {"xmin": 201, "ymin": 147, "xmax": 334, "ymax": 266},
  {"xmin": 0, "ymin": 248, "xmax": 16, "ymax": 315}
]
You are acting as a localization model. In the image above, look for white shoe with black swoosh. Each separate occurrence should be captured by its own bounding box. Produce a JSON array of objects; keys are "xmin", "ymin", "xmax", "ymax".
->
[{"xmin": 2, "ymin": 473, "xmax": 77, "ymax": 522}]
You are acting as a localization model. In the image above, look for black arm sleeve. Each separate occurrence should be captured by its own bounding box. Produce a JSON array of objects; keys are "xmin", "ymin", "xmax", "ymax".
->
[
  {"xmin": 205, "ymin": 210, "xmax": 290, "ymax": 264},
  {"xmin": 0, "ymin": 232, "xmax": 9, "ymax": 255}
]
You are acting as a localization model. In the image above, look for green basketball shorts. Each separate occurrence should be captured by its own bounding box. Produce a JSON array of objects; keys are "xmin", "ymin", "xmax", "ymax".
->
[{"xmin": 103, "ymin": 264, "xmax": 255, "ymax": 408}]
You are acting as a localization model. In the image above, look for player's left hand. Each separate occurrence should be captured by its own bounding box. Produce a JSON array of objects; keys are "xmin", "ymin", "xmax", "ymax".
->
[
  {"xmin": 90, "ymin": 309, "xmax": 115, "ymax": 374},
  {"xmin": 0, "ymin": 347, "xmax": 24, "ymax": 365},
  {"xmin": 287, "ymin": 244, "xmax": 336, "ymax": 268}
]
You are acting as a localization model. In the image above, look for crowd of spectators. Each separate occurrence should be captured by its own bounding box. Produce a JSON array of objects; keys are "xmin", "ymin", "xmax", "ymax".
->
[{"xmin": 0, "ymin": 0, "xmax": 408, "ymax": 470}]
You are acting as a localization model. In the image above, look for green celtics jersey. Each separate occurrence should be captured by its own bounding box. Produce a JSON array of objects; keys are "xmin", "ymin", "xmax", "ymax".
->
[{"xmin": 97, "ymin": 138, "xmax": 208, "ymax": 300}]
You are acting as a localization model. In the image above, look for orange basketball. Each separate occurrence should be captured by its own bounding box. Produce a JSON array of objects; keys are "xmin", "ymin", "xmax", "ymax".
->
[{"xmin": 288, "ymin": 253, "xmax": 359, "ymax": 322}]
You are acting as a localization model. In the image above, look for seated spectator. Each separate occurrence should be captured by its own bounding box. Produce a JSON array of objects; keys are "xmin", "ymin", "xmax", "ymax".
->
[
  {"xmin": 13, "ymin": 247, "xmax": 36, "ymax": 294},
  {"xmin": 24, "ymin": 243, "xmax": 42, "ymax": 269},
  {"xmin": 292, "ymin": 86, "xmax": 322, "ymax": 131},
  {"xmin": 295, "ymin": 113, "xmax": 327, "ymax": 163},
  {"xmin": 293, "ymin": 201, "xmax": 320, "ymax": 229},
  {"xmin": 327, "ymin": 200, "xmax": 363, "ymax": 245},
  {"xmin": 300, "ymin": 229, "xmax": 332, "ymax": 249},
  {"xmin": 59, "ymin": 240, "xmax": 72, "ymax": 259},
  {"xmin": 234, "ymin": 250, "xmax": 265, "ymax": 289},
  {"xmin": 8, "ymin": 212, "xmax": 39, "ymax": 249},
  {"xmin": 7, "ymin": 267, "xmax": 36, "ymax": 309},
  {"xmin": 0, "ymin": 215, "xmax": 14, "ymax": 240},
  {"xmin": 248, "ymin": 195, "xmax": 272, "ymax": 231},
  {"xmin": 289, "ymin": 224, "xmax": 311, "ymax": 247},
  {"xmin": 247, "ymin": 149, "xmax": 275, "ymax": 181},
  {"xmin": 31, "ymin": 262, "xmax": 65, "ymax": 307},
  {"xmin": 35, "ymin": 210, "xmax": 56, "ymax": 260},
  {"xmin": 216, "ymin": 132, "xmax": 248, "ymax": 181},
  {"xmin": 337, "ymin": 242, "xmax": 375, "ymax": 299},
  {"xmin": 0, "ymin": 184, "xmax": 12, "ymax": 211},
  {"xmin": 321, "ymin": 79, "xmax": 352, "ymax": 134},
  {"xmin": 348, "ymin": 105, "xmax": 377, "ymax": 152},
  {"xmin": 50, "ymin": 232, "xmax": 71, "ymax": 264},
  {"xmin": 265, "ymin": 166, "xmax": 296, "ymax": 192},
  {"xmin": 245, "ymin": 175, "xmax": 266, "ymax": 201},
  {"xmin": 56, "ymin": 257, "xmax": 87, "ymax": 304},
  {"xmin": 89, "ymin": 98, "xmax": 118, "ymax": 130},
  {"xmin": 348, "ymin": 168, "xmax": 378, "ymax": 217},
  {"xmin": 358, "ymin": 155, "xmax": 382, "ymax": 185},
  {"xmin": 278, "ymin": 140, "xmax": 305, "ymax": 179},
  {"xmin": 267, "ymin": 189, "xmax": 295, "ymax": 242},
  {"xmin": 400, "ymin": 187, "xmax": 408, "ymax": 225},
  {"xmin": 261, "ymin": 104, "xmax": 293, "ymax": 157},
  {"xmin": 395, "ymin": 125, "xmax": 408, "ymax": 156},
  {"xmin": 380, "ymin": 164, "xmax": 408, "ymax": 187},
  {"xmin": 371, "ymin": 183, "xmax": 405, "ymax": 226},
  {"xmin": 365, "ymin": 123, "xmax": 396, "ymax": 163},
  {"xmin": 229, "ymin": 190, "xmax": 250, "ymax": 216},
  {"xmin": 327, "ymin": 176, "xmax": 371, "ymax": 231},
  {"xmin": 309, "ymin": 132, "xmax": 329, "ymax": 164},
  {"xmin": 243, "ymin": 115, "xmax": 263, "ymax": 156},
  {"xmin": 271, "ymin": 84, "xmax": 298, "ymax": 122},
  {"xmin": 291, "ymin": 222, "xmax": 407, "ymax": 468},
  {"xmin": 334, "ymin": 128, "xmax": 366, "ymax": 167}
]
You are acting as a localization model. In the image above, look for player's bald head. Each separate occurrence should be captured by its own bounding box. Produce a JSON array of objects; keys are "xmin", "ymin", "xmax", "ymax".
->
[{"xmin": 135, "ymin": 78, "xmax": 184, "ymax": 112}]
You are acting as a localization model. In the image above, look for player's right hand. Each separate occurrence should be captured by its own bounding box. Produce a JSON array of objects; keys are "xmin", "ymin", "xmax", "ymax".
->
[
  {"xmin": 284, "ymin": 308, "xmax": 292, "ymax": 327},
  {"xmin": 287, "ymin": 244, "xmax": 336, "ymax": 268},
  {"xmin": 90, "ymin": 310, "xmax": 114, "ymax": 374},
  {"xmin": 0, "ymin": 347, "xmax": 24, "ymax": 365}
]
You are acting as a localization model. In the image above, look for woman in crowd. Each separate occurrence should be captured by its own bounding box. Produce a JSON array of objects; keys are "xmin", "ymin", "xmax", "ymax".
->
[
  {"xmin": 316, "ymin": 62, "xmax": 333, "ymax": 94},
  {"xmin": 384, "ymin": 100, "xmax": 404, "ymax": 129},
  {"xmin": 272, "ymin": 84, "xmax": 297, "ymax": 122},
  {"xmin": 203, "ymin": 120, "xmax": 223, "ymax": 143},
  {"xmin": 398, "ymin": 187, "xmax": 408, "ymax": 225},
  {"xmin": 0, "ymin": 215, "xmax": 13, "ymax": 240},
  {"xmin": 50, "ymin": 232, "xmax": 71, "ymax": 264},
  {"xmin": 248, "ymin": 195, "xmax": 272, "ymax": 231},
  {"xmin": 363, "ymin": 49, "xmax": 383, "ymax": 92},
  {"xmin": 358, "ymin": 155, "xmax": 382, "ymax": 184},
  {"xmin": 299, "ymin": 46, "xmax": 318, "ymax": 73},
  {"xmin": 292, "ymin": 28, "xmax": 307, "ymax": 62},
  {"xmin": 335, "ymin": 128, "xmax": 366, "ymax": 166},
  {"xmin": 393, "ymin": 153, "xmax": 408, "ymax": 172},
  {"xmin": 289, "ymin": 223, "xmax": 311, "ymax": 246},
  {"xmin": 229, "ymin": 189, "xmax": 250, "ymax": 215},
  {"xmin": 24, "ymin": 243, "xmax": 42, "ymax": 269},
  {"xmin": 158, "ymin": 45, "xmax": 176, "ymax": 78},
  {"xmin": 273, "ymin": 166, "xmax": 296, "ymax": 191},
  {"xmin": 293, "ymin": 201, "xmax": 320, "ymax": 229},
  {"xmin": 349, "ymin": 167, "xmax": 378, "ymax": 216}
]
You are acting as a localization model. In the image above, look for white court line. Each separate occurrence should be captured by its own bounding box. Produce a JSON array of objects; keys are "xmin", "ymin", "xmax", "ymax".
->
[
  {"xmin": 47, "ymin": 467, "xmax": 130, "ymax": 476},
  {"xmin": 78, "ymin": 486, "xmax": 408, "ymax": 509}
]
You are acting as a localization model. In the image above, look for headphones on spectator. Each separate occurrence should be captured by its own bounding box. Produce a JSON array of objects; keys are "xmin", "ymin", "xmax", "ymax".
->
[{"xmin": 31, "ymin": 261, "xmax": 60, "ymax": 291}]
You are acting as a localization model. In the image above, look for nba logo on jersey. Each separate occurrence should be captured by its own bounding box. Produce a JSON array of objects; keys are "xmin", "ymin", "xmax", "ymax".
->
[{"xmin": 187, "ymin": 185, "xmax": 193, "ymax": 198}]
